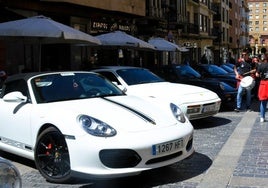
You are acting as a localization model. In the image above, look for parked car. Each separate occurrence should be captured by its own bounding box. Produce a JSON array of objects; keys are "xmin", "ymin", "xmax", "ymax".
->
[
  {"xmin": 0, "ymin": 157, "xmax": 22, "ymax": 187},
  {"xmin": 92, "ymin": 66, "xmax": 221, "ymax": 120},
  {"xmin": 220, "ymin": 64, "xmax": 235, "ymax": 74},
  {"xmin": 0, "ymin": 71, "xmax": 194, "ymax": 183},
  {"xmin": 155, "ymin": 65, "xmax": 237, "ymax": 103},
  {"xmin": 194, "ymin": 64, "xmax": 237, "ymax": 88}
]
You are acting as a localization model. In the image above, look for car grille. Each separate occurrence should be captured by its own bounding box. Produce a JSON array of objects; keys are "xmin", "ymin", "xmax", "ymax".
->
[
  {"xmin": 189, "ymin": 110, "xmax": 218, "ymax": 120},
  {"xmin": 99, "ymin": 137, "xmax": 193, "ymax": 168},
  {"xmin": 99, "ymin": 149, "xmax": 141, "ymax": 168}
]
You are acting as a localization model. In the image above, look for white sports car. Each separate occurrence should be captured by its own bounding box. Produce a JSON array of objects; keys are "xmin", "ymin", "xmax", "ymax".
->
[
  {"xmin": 0, "ymin": 71, "xmax": 194, "ymax": 183},
  {"xmin": 92, "ymin": 66, "xmax": 222, "ymax": 120}
]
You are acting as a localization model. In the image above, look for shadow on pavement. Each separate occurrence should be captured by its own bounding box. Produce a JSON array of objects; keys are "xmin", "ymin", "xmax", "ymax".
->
[
  {"xmin": 191, "ymin": 116, "xmax": 232, "ymax": 129},
  {"xmin": 0, "ymin": 150, "xmax": 36, "ymax": 169},
  {"xmin": 74, "ymin": 152, "xmax": 211, "ymax": 188}
]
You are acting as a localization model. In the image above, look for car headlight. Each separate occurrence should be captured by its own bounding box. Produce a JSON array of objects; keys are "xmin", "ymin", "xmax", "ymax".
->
[
  {"xmin": 170, "ymin": 103, "xmax": 186, "ymax": 123},
  {"xmin": 0, "ymin": 158, "xmax": 22, "ymax": 188},
  {"xmin": 78, "ymin": 115, "xmax": 117, "ymax": 137}
]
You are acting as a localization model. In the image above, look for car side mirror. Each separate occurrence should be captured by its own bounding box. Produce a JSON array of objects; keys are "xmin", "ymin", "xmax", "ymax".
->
[{"xmin": 3, "ymin": 91, "xmax": 27, "ymax": 103}]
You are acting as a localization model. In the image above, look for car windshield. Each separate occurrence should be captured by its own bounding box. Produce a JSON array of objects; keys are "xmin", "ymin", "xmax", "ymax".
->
[
  {"xmin": 32, "ymin": 72, "xmax": 124, "ymax": 103},
  {"xmin": 202, "ymin": 65, "xmax": 228, "ymax": 75},
  {"xmin": 116, "ymin": 68, "xmax": 165, "ymax": 85},
  {"xmin": 174, "ymin": 65, "xmax": 201, "ymax": 78}
]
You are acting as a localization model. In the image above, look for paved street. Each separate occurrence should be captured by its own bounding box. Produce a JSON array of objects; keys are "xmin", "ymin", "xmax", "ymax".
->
[{"xmin": 1, "ymin": 101, "xmax": 268, "ymax": 188}]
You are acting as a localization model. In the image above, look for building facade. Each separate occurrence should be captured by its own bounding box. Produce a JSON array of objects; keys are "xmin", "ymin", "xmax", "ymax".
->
[
  {"xmin": 248, "ymin": 0, "xmax": 268, "ymax": 56},
  {"xmin": 0, "ymin": 0, "xmax": 250, "ymax": 74}
]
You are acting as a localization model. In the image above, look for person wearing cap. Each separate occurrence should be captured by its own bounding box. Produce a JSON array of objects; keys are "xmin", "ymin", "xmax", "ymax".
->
[
  {"xmin": 234, "ymin": 52, "xmax": 256, "ymax": 112},
  {"xmin": 256, "ymin": 57, "xmax": 268, "ymax": 122}
]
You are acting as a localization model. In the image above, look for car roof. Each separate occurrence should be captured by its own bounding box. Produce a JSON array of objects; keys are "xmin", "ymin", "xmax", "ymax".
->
[
  {"xmin": 5, "ymin": 72, "xmax": 44, "ymax": 83},
  {"xmin": 93, "ymin": 66, "xmax": 146, "ymax": 71}
]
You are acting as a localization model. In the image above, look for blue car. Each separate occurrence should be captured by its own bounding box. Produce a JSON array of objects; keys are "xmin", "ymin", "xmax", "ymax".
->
[
  {"xmin": 194, "ymin": 64, "xmax": 237, "ymax": 89},
  {"xmin": 155, "ymin": 65, "xmax": 237, "ymax": 104}
]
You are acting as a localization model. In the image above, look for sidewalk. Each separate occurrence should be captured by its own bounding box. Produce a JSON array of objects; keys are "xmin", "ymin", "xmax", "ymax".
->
[{"xmin": 197, "ymin": 101, "xmax": 268, "ymax": 188}]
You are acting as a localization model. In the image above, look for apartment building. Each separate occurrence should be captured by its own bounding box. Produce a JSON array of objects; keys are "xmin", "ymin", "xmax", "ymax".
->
[{"xmin": 248, "ymin": 0, "xmax": 268, "ymax": 55}]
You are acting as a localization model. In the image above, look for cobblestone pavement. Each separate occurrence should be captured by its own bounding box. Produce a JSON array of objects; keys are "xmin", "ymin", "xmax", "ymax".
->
[{"xmin": 2, "ymin": 101, "xmax": 268, "ymax": 188}]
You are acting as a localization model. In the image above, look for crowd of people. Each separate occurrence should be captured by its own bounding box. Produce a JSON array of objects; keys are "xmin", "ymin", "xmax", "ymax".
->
[{"xmin": 233, "ymin": 50, "xmax": 268, "ymax": 123}]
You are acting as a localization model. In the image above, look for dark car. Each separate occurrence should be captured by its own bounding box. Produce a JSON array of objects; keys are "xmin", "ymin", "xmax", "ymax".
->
[
  {"xmin": 194, "ymin": 64, "xmax": 237, "ymax": 88},
  {"xmin": 156, "ymin": 65, "xmax": 237, "ymax": 103},
  {"xmin": 220, "ymin": 64, "xmax": 235, "ymax": 74}
]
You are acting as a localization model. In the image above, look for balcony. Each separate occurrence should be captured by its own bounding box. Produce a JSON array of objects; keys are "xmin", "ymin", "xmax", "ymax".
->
[{"xmin": 182, "ymin": 23, "xmax": 199, "ymax": 35}]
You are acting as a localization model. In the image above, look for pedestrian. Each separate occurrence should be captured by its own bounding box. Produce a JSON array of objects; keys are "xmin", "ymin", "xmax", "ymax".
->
[
  {"xmin": 256, "ymin": 57, "xmax": 268, "ymax": 122},
  {"xmin": 234, "ymin": 51, "xmax": 256, "ymax": 112},
  {"xmin": 252, "ymin": 57, "xmax": 260, "ymax": 100}
]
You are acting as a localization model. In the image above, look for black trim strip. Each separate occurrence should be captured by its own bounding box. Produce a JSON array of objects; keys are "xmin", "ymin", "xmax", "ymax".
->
[{"xmin": 103, "ymin": 97, "xmax": 156, "ymax": 125}]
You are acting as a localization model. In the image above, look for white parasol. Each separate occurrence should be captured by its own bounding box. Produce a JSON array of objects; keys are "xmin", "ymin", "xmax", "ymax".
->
[
  {"xmin": 95, "ymin": 31, "xmax": 155, "ymax": 50},
  {"xmin": 148, "ymin": 37, "xmax": 189, "ymax": 52},
  {"xmin": 0, "ymin": 15, "xmax": 101, "ymax": 70}
]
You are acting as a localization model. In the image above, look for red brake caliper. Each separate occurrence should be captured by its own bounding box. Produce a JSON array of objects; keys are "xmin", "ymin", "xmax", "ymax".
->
[{"xmin": 46, "ymin": 143, "xmax": 52, "ymax": 155}]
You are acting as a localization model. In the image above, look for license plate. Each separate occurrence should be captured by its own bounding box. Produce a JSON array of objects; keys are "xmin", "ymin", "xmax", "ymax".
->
[
  {"xmin": 152, "ymin": 139, "xmax": 183, "ymax": 156},
  {"xmin": 202, "ymin": 104, "xmax": 216, "ymax": 112}
]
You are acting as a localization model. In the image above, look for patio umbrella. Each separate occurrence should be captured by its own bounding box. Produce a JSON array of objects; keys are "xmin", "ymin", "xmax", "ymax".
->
[
  {"xmin": 95, "ymin": 31, "xmax": 155, "ymax": 50},
  {"xmin": 0, "ymin": 15, "xmax": 101, "ymax": 70},
  {"xmin": 0, "ymin": 15, "xmax": 101, "ymax": 45},
  {"xmin": 148, "ymin": 37, "xmax": 189, "ymax": 52}
]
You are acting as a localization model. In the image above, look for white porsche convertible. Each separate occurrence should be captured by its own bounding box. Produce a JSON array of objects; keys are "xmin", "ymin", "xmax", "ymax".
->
[
  {"xmin": 92, "ymin": 66, "xmax": 222, "ymax": 120},
  {"xmin": 0, "ymin": 71, "xmax": 194, "ymax": 183}
]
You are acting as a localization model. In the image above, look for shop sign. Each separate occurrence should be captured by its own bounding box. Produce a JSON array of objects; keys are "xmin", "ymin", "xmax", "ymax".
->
[{"xmin": 91, "ymin": 20, "xmax": 133, "ymax": 33}]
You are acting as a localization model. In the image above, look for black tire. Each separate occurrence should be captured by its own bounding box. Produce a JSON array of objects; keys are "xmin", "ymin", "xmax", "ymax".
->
[{"xmin": 34, "ymin": 127, "xmax": 72, "ymax": 183}]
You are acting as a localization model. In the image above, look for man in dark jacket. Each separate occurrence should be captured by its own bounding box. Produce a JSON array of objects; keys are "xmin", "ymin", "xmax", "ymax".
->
[{"xmin": 234, "ymin": 52, "xmax": 256, "ymax": 112}]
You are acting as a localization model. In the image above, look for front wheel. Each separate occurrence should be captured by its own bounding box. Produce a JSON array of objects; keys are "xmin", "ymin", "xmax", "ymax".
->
[{"xmin": 34, "ymin": 127, "xmax": 72, "ymax": 183}]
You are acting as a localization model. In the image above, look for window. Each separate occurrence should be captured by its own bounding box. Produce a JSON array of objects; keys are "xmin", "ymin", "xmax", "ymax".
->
[{"xmin": 255, "ymin": 21, "xmax": 259, "ymax": 25}]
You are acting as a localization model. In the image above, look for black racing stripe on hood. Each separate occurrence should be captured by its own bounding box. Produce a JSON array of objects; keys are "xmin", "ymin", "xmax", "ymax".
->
[{"xmin": 102, "ymin": 97, "xmax": 156, "ymax": 125}]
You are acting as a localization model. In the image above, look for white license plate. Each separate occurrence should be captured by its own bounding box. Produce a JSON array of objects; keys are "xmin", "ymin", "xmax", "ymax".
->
[
  {"xmin": 202, "ymin": 104, "xmax": 216, "ymax": 112},
  {"xmin": 152, "ymin": 139, "xmax": 183, "ymax": 156}
]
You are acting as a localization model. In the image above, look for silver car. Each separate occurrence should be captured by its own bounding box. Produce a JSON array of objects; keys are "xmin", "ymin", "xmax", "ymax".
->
[{"xmin": 0, "ymin": 157, "xmax": 21, "ymax": 188}]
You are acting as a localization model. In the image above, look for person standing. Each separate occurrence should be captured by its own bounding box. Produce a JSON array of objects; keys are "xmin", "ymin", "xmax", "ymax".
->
[
  {"xmin": 252, "ymin": 57, "xmax": 260, "ymax": 100},
  {"xmin": 256, "ymin": 57, "xmax": 268, "ymax": 122},
  {"xmin": 234, "ymin": 51, "xmax": 256, "ymax": 112}
]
